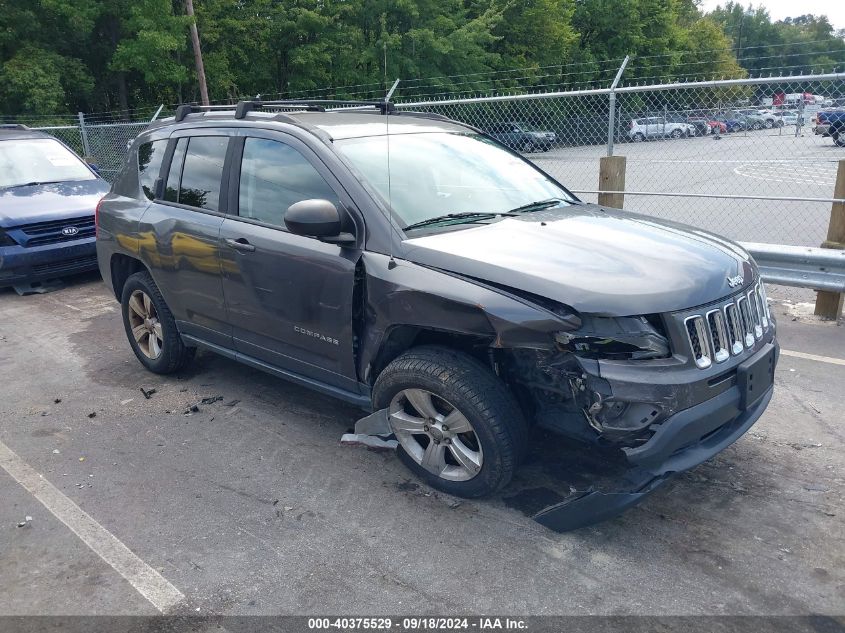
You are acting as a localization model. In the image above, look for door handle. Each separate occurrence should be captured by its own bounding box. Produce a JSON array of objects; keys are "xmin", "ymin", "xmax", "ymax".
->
[{"xmin": 224, "ymin": 237, "xmax": 256, "ymax": 253}]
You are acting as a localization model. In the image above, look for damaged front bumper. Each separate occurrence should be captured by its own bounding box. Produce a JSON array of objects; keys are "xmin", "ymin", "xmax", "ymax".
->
[{"xmin": 533, "ymin": 342, "xmax": 778, "ymax": 531}]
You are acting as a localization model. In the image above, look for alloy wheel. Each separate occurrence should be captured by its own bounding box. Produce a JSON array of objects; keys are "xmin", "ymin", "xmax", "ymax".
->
[
  {"xmin": 389, "ymin": 388, "xmax": 483, "ymax": 482},
  {"xmin": 127, "ymin": 290, "xmax": 164, "ymax": 359}
]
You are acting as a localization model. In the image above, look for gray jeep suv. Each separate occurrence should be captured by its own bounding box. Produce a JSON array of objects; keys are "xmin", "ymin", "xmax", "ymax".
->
[{"xmin": 96, "ymin": 100, "xmax": 778, "ymax": 530}]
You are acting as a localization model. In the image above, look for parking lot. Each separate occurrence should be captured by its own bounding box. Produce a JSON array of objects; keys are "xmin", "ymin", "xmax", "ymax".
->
[
  {"xmin": 531, "ymin": 126, "xmax": 843, "ymax": 246},
  {"xmin": 0, "ymin": 274, "xmax": 842, "ymax": 617}
]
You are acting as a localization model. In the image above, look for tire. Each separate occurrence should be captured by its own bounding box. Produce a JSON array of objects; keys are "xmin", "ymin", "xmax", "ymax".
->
[
  {"xmin": 521, "ymin": 141, "xmax": 534, "ymax": 153},
  {"xmin": 632, "ymin": 132, "xmax": 645, "ymax": 143},
  {"xmin": 833, "ymin": 130, "xmax": 845, "ymax": 147},
  {"xmin": 373, "ymin": 345, "xmax": 528, "ymax": 498},
  {"xmin": 670, "ymin": 129, "xmax": 682, "ymax": 139},
  {"xmin": 764, "ymin": 119, "xmax": 774, "ymax": 129},
  {"xmin": 120, "ymin": 271, "xmax": 195, "ymax": 374},
  {"xmin": 752, "ymin": 122, "xmax": 762, "ymax": 131}
]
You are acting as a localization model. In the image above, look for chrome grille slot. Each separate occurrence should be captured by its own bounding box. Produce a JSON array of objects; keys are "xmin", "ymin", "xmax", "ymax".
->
[
  {"xmin": 706, "ymin": 309, "xmax": 730, "ymax": 363},
  {"xmin": 724, "ymin": 304, "xmax": 744, "ymax": 355},
  {"xmin": 737, "ymin": 297, "xmax": 755, "ymax": 348},
  {"xmin": 755, "ymin": 283, "xmax": 769, "ymax": 328},
  {"xmin": 685, "ymin": 316, "xmax": 712, "ymax": 369},
  {"xmin": 747, "ymin": 289, "xmax": 763, "ymax": 339}
]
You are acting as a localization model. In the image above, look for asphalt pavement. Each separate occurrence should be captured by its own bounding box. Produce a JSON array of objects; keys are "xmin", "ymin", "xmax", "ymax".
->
[{"xmin": 530, "ymin": 126, "xmax": 844, "ymax": 246}]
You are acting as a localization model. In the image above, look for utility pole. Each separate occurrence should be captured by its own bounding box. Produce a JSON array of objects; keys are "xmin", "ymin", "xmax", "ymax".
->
[{"xmin": 185, "ymin": 0, "xmax": 210, "ymax": 106}]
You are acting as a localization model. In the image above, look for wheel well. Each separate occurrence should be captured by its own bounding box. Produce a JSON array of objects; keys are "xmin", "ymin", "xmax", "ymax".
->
[
  {"xmin": 368, "ymin": 326, "xmax": 493, "ymax": 384},
  {"xmin": 110, "ymin": 254, "xmax": 146, "ymax": 300}
]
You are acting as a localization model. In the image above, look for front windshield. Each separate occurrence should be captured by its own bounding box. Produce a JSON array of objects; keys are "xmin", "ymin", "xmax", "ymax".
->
[
  {"xmin": 0, "ymin": 138, "xmax": 95, "ymax": 188},
  {"xmin": 336, "ymin": 132, "xmax": 573, "ymax": 228}
]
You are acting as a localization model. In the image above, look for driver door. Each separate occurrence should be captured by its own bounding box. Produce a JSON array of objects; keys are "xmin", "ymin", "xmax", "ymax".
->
[{"xmin": 218, "ymin": 131, "xmax": 362, "ymax": 392}]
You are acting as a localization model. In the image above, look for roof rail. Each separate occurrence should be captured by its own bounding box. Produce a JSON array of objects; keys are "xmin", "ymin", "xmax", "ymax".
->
[
  {"xmin": 0, "ymin": 123, "xmax": 29, "ymax": 130},
  {"xmin": 234, "ymin": 99, "xmax": 395, "ymax": 119},
  {"xmin": 173, "ymin": 104, "xmax": 235, "ymax": 123}
]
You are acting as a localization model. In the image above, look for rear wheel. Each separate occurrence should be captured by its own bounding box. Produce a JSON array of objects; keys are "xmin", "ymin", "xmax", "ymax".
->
[
  {"xmin": 632, "ymin": 132, "xmax": 645, "ymax": 142},
  {"xmin": 521, "ymin": 140, "xmax": 535, "ymax": 153},
  {"xmin": 764, "ymin": 119, "xmax": 774, "ymax": 129},
  {"xmin": 373, "ymin": 346, "xmax": 527, "ymax": 498},
  {"xmin": 752, "ymin": 122, "xmax": 762, "ymax": 131},
  {"xmin": 121, "ymin": 271, "xmax": 195, "ymax": 374},
  {"xmin": 833, "ymin": 130, "xmax": 845, "ymax": 147},
  {"xmin": 670, "ymin": 129, "xmax": 682, "ymax": 139}
]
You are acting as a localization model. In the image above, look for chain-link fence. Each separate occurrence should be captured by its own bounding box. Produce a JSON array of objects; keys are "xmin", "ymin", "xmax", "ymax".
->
[
  {"xmin": 23, "ymin": 112, "xmax": 161, "ymax": 183},
  {"xmin": 396, "ymin": 72, "xmax": 845, "ymax": 247},
  {"xmin": 19, "ymin": 73, "xmax": 845, "ymax": 246}
]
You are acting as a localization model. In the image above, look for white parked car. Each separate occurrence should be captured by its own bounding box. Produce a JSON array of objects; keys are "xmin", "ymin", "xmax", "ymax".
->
[
  {"xmin": 628, "ymin": 117, "xmax": 694, "ymax": 142},
  {"xmin": 779, "ymin": 110, "xmax": 803, "ymax": 126}
]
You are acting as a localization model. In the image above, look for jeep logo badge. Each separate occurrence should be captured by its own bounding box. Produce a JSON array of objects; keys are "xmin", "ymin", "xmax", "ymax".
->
[
  {"xmin": 727, "ymin": 274, "xmax": 744, "ymax": 288},
  {"xmin": 61, "ymin": 226, "xmax": 79, "ymax": 236}
]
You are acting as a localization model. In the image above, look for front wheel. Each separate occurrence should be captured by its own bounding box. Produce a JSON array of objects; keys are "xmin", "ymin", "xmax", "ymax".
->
[
  {"xmin": 631, "ymin": 133, "xmax": 645, "ymax": 142},
  {"xmin": 833, "ymin": 130, "xmax": 845, "ymax": 147},
  {"xmin": 764, "ymin": 119, "xmax": 774, "ymax": 129},
  {"xmin": 373, "ymin": 346, "xmax": 528, "ymax": 498},
  {"xmin": 521, "ymin": 141, "xmax": 535, "ymax": 153},
  {"xmin": 121, "ymin": 271, "xmax": 195, "ymax": 374},
  {"xmin": 670, "ymin": 129, "xmax": 683, "ymax": 139}
]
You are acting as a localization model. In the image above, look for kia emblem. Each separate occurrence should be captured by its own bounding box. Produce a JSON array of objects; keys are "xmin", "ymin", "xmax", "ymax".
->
[{"xmin": 61, "ymin": 226, "xmax": 79, "ymax": 236}]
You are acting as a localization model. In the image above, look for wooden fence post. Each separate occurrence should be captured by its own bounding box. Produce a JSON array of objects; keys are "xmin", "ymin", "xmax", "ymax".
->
[
  {"xmin": 598, "ymin": 155, "xmax": 626, "ymax": 209},
  {"xmin": 814, "ymin": 158, "xmax": 845, "ymax": 319}
]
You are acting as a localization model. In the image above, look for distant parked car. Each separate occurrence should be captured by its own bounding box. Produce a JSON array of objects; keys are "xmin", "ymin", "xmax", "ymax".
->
[
  {"xmin": 738, "ymin": 109, "xmax": 784, "ymax": 129},
  {"xmin": 729, "ymin": 110, "xmax": 765, "ymax": 131},
  {"xmin": 628, "ymin": 117, "xmax": 694, "ymax": 142},
  {"xmin": 485, "ymin": 122, "xmax": 556, "ymax": 152},
  {"xmin": 668, "ymin": 115, "xmax": 710, "ymax": 136},
  {"xmin": 713, "ymin": 114, "xmax": 746, "ymax": 133},
  {"xmin": 778, "ymin": 110, "xmax": 803, "ymax": 126},
  {"xmin": 0, "ymin": 125, "xmax": 110, "ymax": 290},
  {"xmin": 815, "ymin": 109, "xmax": 845, "ymax": 146}
]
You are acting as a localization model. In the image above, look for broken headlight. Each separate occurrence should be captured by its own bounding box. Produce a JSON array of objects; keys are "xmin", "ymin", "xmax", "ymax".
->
[{"xmin": 555, "ymin": 315, "xmax": 670, "ymax": 360}]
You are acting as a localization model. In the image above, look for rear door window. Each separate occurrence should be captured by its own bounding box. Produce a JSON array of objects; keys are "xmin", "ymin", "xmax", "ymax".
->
[
  {"xmin": 164, "ymin": 138, "xmax": 187, "ymax": 203},
  {"xmin": 177, "ymin": 137, "xmax": 229, "ymax": 211},
  {"xmin": 162, "ymin": 136, "xmax": 229, "ymax": 211},
  {"xmin": 138, "ymin": 140, "xmax": 167, "ymax": 200}
]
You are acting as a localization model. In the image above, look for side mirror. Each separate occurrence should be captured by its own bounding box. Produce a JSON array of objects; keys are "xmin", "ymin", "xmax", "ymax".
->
[{"xmin": 284, "ymin": 199, "xmax": 355, "ymax": 245}]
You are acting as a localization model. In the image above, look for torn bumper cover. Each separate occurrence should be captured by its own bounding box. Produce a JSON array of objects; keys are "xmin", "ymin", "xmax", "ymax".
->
[{"xmin": 534, "ymin": 345, "xmax": 776, "ymax": 531}]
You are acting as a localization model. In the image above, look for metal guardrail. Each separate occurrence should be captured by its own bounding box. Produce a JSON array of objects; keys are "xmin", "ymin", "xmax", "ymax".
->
[{"xmin": 741, "ymin": 242, "xmax": 845, "ymax": 293}]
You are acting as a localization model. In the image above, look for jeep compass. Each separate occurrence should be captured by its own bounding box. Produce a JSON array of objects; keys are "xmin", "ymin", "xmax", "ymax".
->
[{"xmin": 95, "ymin": 100, "xmax": 778, "ymax": 530}]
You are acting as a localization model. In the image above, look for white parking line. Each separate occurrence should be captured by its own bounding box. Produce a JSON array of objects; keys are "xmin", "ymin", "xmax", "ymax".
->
[
  {"xmin": 781, "ymin": 349, "xmax": 845, "ymax": 366},
  {"xmin": 0, "ymin": 440, "xmax": 184, "ymax": 612}
]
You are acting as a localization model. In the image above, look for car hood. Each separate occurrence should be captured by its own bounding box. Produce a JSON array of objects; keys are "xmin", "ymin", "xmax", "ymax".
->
[
  {"xmin": 0, "ymin": 179, "xmax": 110, "ymax": 227},
  {"xmin": 401, "ymin": 204, "xmax": 755, "ymax": 316}
]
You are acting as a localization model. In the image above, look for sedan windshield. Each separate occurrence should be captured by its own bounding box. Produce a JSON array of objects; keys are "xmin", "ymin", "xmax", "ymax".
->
[
  {"xmin": 335, "ymin": 132, "xmax": 574, "ymax": 229},
  {"xmin": 0, "ymin": 138, "xmax": 95, "ymax": 188}
]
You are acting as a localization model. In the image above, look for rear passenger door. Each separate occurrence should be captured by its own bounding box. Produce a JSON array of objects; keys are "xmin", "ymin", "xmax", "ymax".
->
[
  {"xmin": 218, "ymin": 131, "xmax": 361, "ymax": 392},
  {"xmin": 137, "ymin": 130, "xmax": 233, "ymax": 348}
]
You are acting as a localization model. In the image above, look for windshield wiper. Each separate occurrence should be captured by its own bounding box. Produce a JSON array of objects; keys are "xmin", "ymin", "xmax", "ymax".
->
[
  {"xmin": 403, "ymin": 211, "xmax": 518, "ymax": 232},
  {"xmin": 2, "ymin": 180, "xmax": 65, "ymax": 190},
  {"xmin": 506, "ymin": 198, "xmax": 567, "ymax": 214}
]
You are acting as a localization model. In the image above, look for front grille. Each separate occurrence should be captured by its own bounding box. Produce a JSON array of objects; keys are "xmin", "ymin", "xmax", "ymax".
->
[
  {"xmin": 18, "ymin": 216, "xmax": 95, "ymax": 247},
  {"xmin": 31, "ymin": 255, "xmax": 98, "ymax": 276},
  {"xmin": 684, "ymin": 281, "xmax": 771, "ymax": 368}
]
